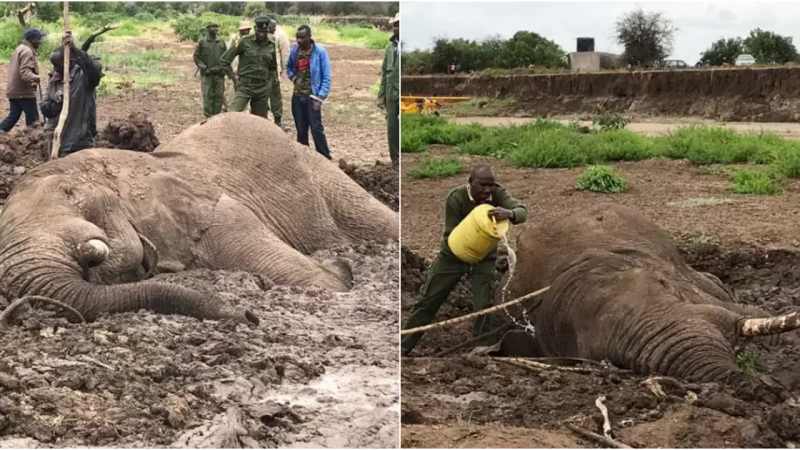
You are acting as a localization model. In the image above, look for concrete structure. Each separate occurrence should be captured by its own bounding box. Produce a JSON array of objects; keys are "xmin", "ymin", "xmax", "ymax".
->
[{"xmin": 568, "ymin": 52, "xmax": 622, "ymax": 73}]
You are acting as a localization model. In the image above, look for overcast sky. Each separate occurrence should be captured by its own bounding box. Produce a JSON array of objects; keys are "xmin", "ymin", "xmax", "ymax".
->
[{"xmin": 400, "ymin": 1, "xmax": 800, "ymax": 65}]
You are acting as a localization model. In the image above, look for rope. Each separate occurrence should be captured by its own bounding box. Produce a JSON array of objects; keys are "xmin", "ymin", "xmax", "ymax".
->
[{"xmin": 400, "ymin": 285, "xmax": 550, "ymax": 336}]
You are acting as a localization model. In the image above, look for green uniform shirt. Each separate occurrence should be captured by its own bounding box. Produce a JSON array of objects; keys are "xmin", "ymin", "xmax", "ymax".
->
[
  {"xmin": 378, "ymin": 35, "xmax": 399, "ymax": 102},
  {"xmin": 221, "ymin": 34, "xmax": 277, "ymax": 81},
  {"xmin": 440, "ymin": 184, "xmax": 528, "ymax": 260},
  {"xmin": 293, "ymin": 46, "xmax": 313, "ymax": 96},
  {"xmin": 194, "ymin": 36, "xmax": 227, "ymax": 74}
]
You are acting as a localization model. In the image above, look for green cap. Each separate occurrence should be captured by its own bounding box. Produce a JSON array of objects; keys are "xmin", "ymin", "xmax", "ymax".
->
[
  {"xmin": 206, "ymin": 21, "xmax": 219, "ymax": 28},
  {"xmin": 254, "ymin": 16, "xmax": 270, "ymax": 29}
]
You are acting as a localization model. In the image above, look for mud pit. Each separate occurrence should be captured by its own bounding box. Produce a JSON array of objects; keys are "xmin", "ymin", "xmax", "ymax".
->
[
  {"xmin": 400, "ymin": 245, "xmax": 800, "ymax": 448},
  {"xmin": 0, "ymin": 119, "xmax": 400, "ymax": 448}
]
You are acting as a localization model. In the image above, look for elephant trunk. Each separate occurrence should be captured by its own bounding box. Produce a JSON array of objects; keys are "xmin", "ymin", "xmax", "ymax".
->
[{"xmin": 5, "ymin": 258, "xmax": 257, "ymax": 324}]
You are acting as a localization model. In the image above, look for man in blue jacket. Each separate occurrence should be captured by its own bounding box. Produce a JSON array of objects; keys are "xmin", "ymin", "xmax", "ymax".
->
[{"xmin": 285, "ymin": 25, "xmax": 332, "ymax": 160}]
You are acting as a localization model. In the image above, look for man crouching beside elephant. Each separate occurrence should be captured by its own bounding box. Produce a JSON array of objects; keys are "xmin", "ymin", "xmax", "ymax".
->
[
  {"xmin": 0, "ymin": 112, "xmax": 398, "ymax": 325},
  {"xmin": 40, "ymin": 32, "xmax": 102, "ymax": 158}
]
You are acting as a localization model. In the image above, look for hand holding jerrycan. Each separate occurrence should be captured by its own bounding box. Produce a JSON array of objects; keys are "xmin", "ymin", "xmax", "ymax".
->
[{"xmin": 448, "ymin": 204, "xmax": 510, "ymax": 264}]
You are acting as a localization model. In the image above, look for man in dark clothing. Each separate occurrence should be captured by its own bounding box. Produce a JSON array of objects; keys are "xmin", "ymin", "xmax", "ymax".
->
[
  {"xmin": 77, "ymin": 24, "xmax": 113, "ymax": 138},
  {"xmin": 286, "ymin": 25, "xmax": 332, "ymax": 160},
  {"xmin": 40, "ymin": 34, "xmax": 102, "ymax": 158},
  {"xmin": 221, "ymin": 16, "xmax": 278, "ymax": 119},
  {"xmin": 378, "ymin": 13, "xmax": 399, "ymax": 166},
  {"xmin": 0, "ymin": 28, "xmax": 46, "ymax": 132},
  {"xmin": 400, "ymin": 165, "xmax": 528, "ymax": 356},
  {"xmin": 193, "ymin": 22, "xmax": 227, "ymax": 118}
]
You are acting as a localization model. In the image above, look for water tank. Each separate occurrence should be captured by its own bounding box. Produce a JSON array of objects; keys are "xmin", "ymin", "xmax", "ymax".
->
[{"xmin": 577, "ymin": 37, "xmax": 595, "ymax": 52}]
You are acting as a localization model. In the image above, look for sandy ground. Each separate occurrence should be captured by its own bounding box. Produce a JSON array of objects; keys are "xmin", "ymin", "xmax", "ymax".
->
[
  {"xmin": 0, "ymin": 28, "xmax": 400, "ymax": 449},
  {"xmin": 400, "ymin": 127, "xmax": 800, "ymax": 447},
  {"xmin": 451, "ymin": 116, "xmax": 800, "ymax": 139}
]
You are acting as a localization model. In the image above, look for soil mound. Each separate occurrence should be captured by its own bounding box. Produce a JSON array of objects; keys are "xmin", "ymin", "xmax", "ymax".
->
[
  {"xmin": 339, "ymin": 160, "xmax": 398, "ymax": 211},
  {"xmin": 95, "ymin": 112, "xmax": 160, "ymax": 152},
  {"xmin": 0, "ymin": 125, "xmax": 47, "ymax": 202},
  {"xmin": 0, "ymin": 242, "xmax": 399, "ymax": 448}
]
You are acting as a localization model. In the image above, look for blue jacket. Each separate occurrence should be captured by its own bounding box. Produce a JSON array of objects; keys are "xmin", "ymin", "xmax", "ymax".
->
[{"xmin": 286, "ymin": 40, "xmax": 331, "ymax": 99}]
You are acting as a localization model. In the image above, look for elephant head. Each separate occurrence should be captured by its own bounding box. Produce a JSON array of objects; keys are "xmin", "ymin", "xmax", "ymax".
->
[{"xmin": 0, "ymin": 170, "xmax": 256, "ymax": 324}]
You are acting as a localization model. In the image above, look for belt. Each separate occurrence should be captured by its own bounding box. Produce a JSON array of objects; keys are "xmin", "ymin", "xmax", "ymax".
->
[{"xmin": 241, "ymin": 77, "xmax": 267, "ymax": 85}]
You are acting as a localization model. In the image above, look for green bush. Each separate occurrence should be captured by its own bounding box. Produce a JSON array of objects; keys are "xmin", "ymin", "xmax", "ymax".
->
[
  {"xmin": 408, "ymin": 155, "xmax": 464, "ymax": 179},
  {"xmin": 731, "ymin": 168, "xmax": 782, "ymax": 195},
  {"xmin": 583, "ymin": 129, "xmax": 653, "ymax": 161},
  {"xmin": 506, "ymin": 128, "xmax": 588, "ymax": 168},
  {"xmin": 593, "ymin": 112, "xmax": 629, "ymax": 131},
  {"xmin": 576, "ymin": 165, "xmax": 630, "ymax": 193},
  {"xmin": 401, "ymin": 131, "xmax": 427, "ymax": 153},
  {"xmin": 171, "ymin": 13, "xmax": 239, "ymax": 42}
]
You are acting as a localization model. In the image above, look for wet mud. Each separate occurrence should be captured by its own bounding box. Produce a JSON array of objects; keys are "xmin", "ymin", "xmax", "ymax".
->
[
  {"xmin": 400, "ymin": 245, "xmax": 800, "ymax": 448},
  {"xmin": 95, "ymin": 112, "xmax": 160, "ymax": 152},
  {"xmin": 1, "ymin": 242, "xmax": 399, "ymax": 448},
  {"xmin": 340, "ymin": 159, "xmax": 399, "ymax": 212}
]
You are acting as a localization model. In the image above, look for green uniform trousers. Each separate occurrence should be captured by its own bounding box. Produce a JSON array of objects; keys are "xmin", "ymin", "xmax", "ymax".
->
[
  {"xmin": 201, "ymin": 74, "xmax": 226, "ymax": 118},
  {"xmin": 230, "ymin": 78, "xmax": 271, "ymax": 118},
  {"xmin": 268, "ymin": 74, "xmax": 283, "ymax": 125},
  {"xmin": 386, "ymin": 97, "xmax": 399, "ymax": 164},
  {"xmin": 401, "ymin": 250, "xmax": 496, "ymax": 355}
]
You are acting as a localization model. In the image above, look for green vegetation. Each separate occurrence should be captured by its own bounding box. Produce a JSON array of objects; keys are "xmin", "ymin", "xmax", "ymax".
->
[
  {"xmin": 401, "ymin": 31, "xmax": 567, "ymax": 75},
  {"xmin": 730, "ymin": 168, "xmax": 783, "ymax": 195},
  {"xmin": 734, "ymin": 346, "xmax": 759, "ymax": 375},
  {"xmin": 92, "ymin": 45, "xmax": 181, "ymax": 96},
  {"xmin": 442, "ymin": 97, "xmax": 517, "ymax": 117},
  {"xmin": 576, "ymin": 165, "xmax": 630, "ymax": 193},
  {"xmin": 592, "ymin": 111, "xmax": 629, "ymax": 131},
  {"xmin": 402, "ymin": 115, "xmax": 800, "ymax": 184},
  {"xmin": 407, "ymin": 155, "xmax": 464, "ymax": 179}
]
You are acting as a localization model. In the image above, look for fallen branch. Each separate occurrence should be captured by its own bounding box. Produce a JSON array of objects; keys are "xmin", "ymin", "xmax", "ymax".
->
[
  {"xmin": 493, "ymin": 356, "xmax": 596, "ymax": 374},
  {"xmin": 565, "ymin": 423, "xmax": 632, "ymax": 449},
  {"xmin": 77, "ymin": 354, "xmax": 116, "ymax": 371},
  {"xmin": 400, "ymin": 285, "xmax": 550, "ymax": 336},
  {"xmin": 0, "ymin": 295, "xmax": 85, "ymax": 326}
]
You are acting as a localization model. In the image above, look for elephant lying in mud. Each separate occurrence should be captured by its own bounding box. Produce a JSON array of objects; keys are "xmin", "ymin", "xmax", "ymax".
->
[
  {"xmin": 491, "ymin": 204, "xmax": 799, "ymax": 382},
  {"xmin": 0, "ymin": 112, "xmax": 398, "ymax": 323}
]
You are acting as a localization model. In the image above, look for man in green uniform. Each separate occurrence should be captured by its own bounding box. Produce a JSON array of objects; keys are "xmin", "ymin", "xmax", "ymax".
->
[
  {"xmin": 378, "ymin": 13, "xmax": 399, "ymax": 167},
  {"xmin": 401, "ymin": 165, "xmax": 528, "ymax": 356},
  {"xmin": 220, "ymin": 16, "xmax": 278, "ymax": 119},
  {"xmin": 193, "ymin": 22, "xmax": 226, "ymax": 118}
]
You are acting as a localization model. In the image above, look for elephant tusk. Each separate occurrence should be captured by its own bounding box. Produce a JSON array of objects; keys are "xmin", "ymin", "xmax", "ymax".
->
[
  {"xmin": 138, "ymin": 233, "xmax": 158, "ymax": 279},
  {"xmin": 78, "ymin": 239, "xmax": 109, "ymax": 266},
  {"xmin": 740, "ymin": 312, "xmax": 800, "ymax": 336}
]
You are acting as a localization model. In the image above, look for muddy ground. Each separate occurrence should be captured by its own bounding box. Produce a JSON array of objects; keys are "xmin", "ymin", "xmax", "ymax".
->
[
  {"xmin": 400, "ymin": 149, "xmax": 800, "ymax": 447},
  {"xmin": 401, "ymin": 67, "xmax": 800, "ymax": 122},
  {"xmin": 0, "ymin": 108, "xmax": 399, "ymax": 447}
]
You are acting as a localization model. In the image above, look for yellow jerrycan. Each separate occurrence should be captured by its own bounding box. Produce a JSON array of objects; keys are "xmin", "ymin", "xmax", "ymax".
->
[{"xmin": 448, "ymin": 204, "xmax": 510, "ymax": 264}]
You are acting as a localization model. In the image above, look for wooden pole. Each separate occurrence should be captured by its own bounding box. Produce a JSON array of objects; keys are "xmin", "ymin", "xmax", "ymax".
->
[{"xmin": 50, "ymin": 1, "xmax": 69, "ymax": 161}]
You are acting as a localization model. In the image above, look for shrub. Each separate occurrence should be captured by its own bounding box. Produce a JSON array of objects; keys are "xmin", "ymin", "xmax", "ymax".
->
[
  {"xmin": 408, "ymin": 155, "xmax": 464, "ymax": 179},
  {"xmin": 171, "ymin": 13, "xmax": 239, "ymax": 42},
  {"xmin": 506, "ymin": 128, "xmax": 588, "ymax": 168},
  {"xmin": 576, "ymin": 165, "xmax": 630, "ymax": 193},
  {"xmin": 583, "ymin": 129, "xmax": 653, "ymax": 161},
  {"xmin": 731, "ymin": 168, "xmax": 782, "ymax": 195},
  {"xmin": 593, "ymin": 112, "xmax": 628, "ymax": 131},
  {"xmin": 401, "ymin": 131, "xmax": 427, "ymax": 153}
]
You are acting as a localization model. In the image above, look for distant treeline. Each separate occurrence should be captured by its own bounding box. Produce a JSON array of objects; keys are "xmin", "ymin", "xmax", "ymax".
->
[
  {"xmin": 402, "ymin": 32, "xmax": 568, "ymax": 75},
  {"xmin": 0, "ymin": 2, "xmax": 398, "ymax": 22}
]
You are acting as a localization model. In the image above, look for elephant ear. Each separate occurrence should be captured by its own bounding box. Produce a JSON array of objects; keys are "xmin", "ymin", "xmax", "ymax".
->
[{"xmin": 321, "ymin": 258, "xmax": 354, "ymax": 290}]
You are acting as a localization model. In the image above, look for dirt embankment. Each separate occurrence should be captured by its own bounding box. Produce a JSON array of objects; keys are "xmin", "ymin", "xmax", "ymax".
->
[
  {"xmin": 400, "ymin": 244, "xmax": 800, "ymax": 448},
  {"xmin": 402, "ymin": 67, "xmax": 800, "ymax": 122}
]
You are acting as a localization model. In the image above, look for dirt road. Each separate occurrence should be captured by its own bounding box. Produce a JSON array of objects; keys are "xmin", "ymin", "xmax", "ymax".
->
[{"xmin": 451, "ymin": 116, "xmax": 800, "ymax": 138}]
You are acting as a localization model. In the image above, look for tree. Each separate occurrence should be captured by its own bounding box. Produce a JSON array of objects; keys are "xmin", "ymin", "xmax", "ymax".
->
[
  {"xmin": 743, "ymin": 28, "xmax": 799, "ymax": 64},
  {"xmin": 615, "ymin": 7, "xmax": 676, "ymax": 67},
  {"xmin": 497, "ymin": 31, "xmax": 566, "ymax": 69},
  {"xmin": 699, "ymin": 37, "xmax": 743, "ymax": 66}
]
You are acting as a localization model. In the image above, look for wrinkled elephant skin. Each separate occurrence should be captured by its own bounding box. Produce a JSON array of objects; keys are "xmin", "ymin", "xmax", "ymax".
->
[
  {"xmin": 0, "ymin": 113, "xmax": 398, "ymax": 323},
  {"xmin": 496, "ymin": 203, "xmax": 799, "ymax": 382}
]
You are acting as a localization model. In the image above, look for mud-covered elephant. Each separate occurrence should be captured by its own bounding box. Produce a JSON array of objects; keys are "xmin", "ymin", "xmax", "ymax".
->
[
  {"xmin": 491, "ymin": 203, "xmax": 799, "ymax": 382},
  {"xmin": 0, "ymin": 112, "xmax": 398, "ymax": 323}
]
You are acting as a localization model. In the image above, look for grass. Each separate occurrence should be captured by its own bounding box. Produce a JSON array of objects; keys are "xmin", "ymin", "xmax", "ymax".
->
[
  {"xmin": 401, "ymin": 114, "xmax": 800, "ymax": 181},
  {"xmin": 734, "ymin": 346, "xmax": 759, "ymax": 375},
  {"xmin": 576, "ymin": 165, "xmax": 630, "ymax": 193},
  {"xmin": 91, "ymin": 44, "xmax": 181, "ymax": 95},
  {"xmin": 408, "ymin": 155, "xmax": 464, "ymax": 179},
  {"xmin": 730, "ymin": 168, "xmax": 783, "ymax": 195}
]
